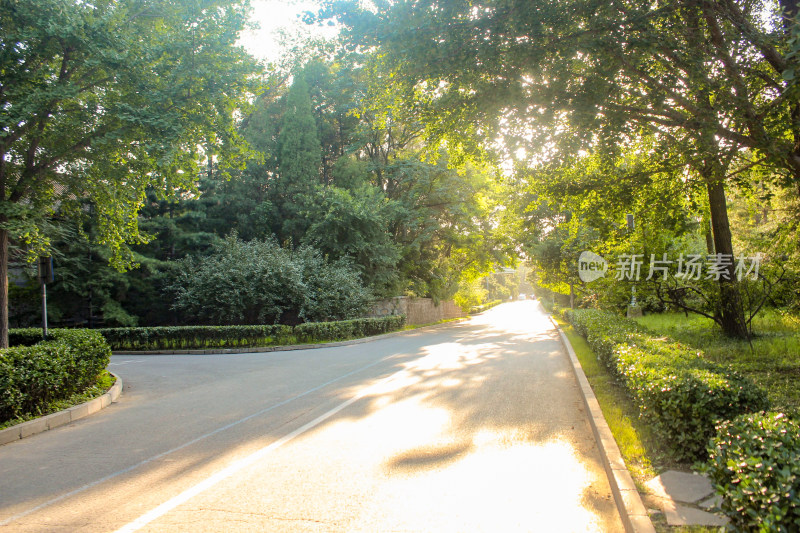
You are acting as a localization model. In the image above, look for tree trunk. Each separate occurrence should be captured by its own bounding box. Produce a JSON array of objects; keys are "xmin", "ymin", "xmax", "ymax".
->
[
  {"xmin": 706, "ymin": 178, "xmax": 749, "ymax": 339},
  {"xmin": 0, "ymin": 225, "xmax": 8, "ymax": 349},
  {"xmin": 702, "ymin": 212, "xmax": 715, "ymax": 253}
]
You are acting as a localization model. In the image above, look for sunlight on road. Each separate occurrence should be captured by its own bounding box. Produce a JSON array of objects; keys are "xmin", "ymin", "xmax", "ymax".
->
[
  {"xmin": 471, "ymin": 300, "xmax": 555, "ymax": 333},
  {"xmin": 75, "ymin": 300, "xmax": 618, "ymax": 532},
  {"xmin": 309, "ymin": 301, "xmax": 613, "ymax": 531}
]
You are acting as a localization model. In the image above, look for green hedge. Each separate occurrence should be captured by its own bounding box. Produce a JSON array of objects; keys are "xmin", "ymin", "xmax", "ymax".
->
[
  {"xmin": 564, "ymin": 309, "xmax": 768, "ymax": 461},
  {"xmin": 705, "ymin": 412, "xmax": 800, "ymax": 531},
  {"xmin": 469, "ymin": 300, "xmax": 503, "ymax": 314},
  {"xmin": 0, "ymin": 329, "xmax": 111, "ymax": 422},
  {"xmin": 294, "ymin": 315, "xmax": 406, "ymax": 342},
  {"xmin": 10, "ymin": 315, "xmax": 406, "ymax": 352},
  {"xmin": 95, "ymin": 325, "xmax": 293, "ymax": 351}
]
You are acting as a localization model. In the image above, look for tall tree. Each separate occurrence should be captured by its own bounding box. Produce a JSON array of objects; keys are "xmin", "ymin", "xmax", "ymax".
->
[
  {"xmin": 274, "ymin": 76, "xmax": 323, "ymax": 243},
  {"xmin": 0, "ymin": 0, "xmax": 260, "ymax": 346},
  {"xmin": 322, "ymin": 0, "xmax": 800, "ymax": 338}
]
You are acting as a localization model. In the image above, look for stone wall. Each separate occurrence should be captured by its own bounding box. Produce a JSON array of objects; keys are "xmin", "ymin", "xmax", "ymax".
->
[{"xmin": 367, "ymin": 296, "xmax": 465, "ymax": 325}]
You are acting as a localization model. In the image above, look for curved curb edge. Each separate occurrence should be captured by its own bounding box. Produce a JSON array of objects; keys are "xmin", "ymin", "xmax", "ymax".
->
[
  {"xmin": 112, "ymin": 319, "xmax": 468, "ymax": 356},
  {"xmin": 0, "ymin": 371, "xmax": 123, "ymax": 447},
  {"xmin": 550, "ymin": 316, "xmax": 656, "ymax": 533}
]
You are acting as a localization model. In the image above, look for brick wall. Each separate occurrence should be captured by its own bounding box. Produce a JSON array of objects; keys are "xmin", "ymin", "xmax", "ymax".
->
[{"xmin": 367, "ymin": 296, "xmax": 465, "ymax": 325}]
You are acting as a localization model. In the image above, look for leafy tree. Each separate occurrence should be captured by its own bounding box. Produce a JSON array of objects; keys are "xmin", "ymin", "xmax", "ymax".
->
[
  {"xmin": 274, "ymin": 76, "xmax": 323, "ymax": 244},
  {"xmin": 303, "ymin": 185, "xmax": 401, "ymax": 295},
  {"xmin": 0, "ymin": 0, "xmax": 260, "ymax": 346},
  {"xmin": 322, "ymin": 0, "xmax": 800, "ymax": 338}
]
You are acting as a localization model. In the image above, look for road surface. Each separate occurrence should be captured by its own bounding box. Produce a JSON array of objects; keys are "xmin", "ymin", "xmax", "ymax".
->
[{"xmin": 0, "ymin": 301, "xmax": 623, "ymax": 532}]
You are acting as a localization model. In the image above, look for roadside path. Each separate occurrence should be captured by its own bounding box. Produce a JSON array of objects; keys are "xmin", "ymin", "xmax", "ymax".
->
[{"xmin": 0, "ymin": 301, "xmax": 623, "ymax": 531}]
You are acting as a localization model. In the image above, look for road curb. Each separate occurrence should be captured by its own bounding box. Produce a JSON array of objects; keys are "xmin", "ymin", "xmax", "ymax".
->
[
  {"xmin": 111, "ymin": 319, "xmax": 467, "ymax": 356},
  {"xmin": 0, "ymin": 371, "xmax": 123, "ymax": 446},
  {"xmin": 549, "ymin": 316, "xmax": 656, "ymax": 533}
]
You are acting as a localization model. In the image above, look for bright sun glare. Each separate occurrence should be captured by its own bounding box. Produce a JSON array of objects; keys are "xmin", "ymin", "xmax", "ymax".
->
[{"xmin": 239, "ymin": 0, "xmax": 338, "ymax": 63}]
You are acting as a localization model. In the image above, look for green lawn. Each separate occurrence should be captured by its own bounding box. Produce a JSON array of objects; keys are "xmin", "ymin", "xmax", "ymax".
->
[{"xmin": 635, "ymin": 309, "xmax": 800, "ymax": 415}]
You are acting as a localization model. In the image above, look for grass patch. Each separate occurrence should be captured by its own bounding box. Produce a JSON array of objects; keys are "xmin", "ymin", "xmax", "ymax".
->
[
  {"xmin": 635, "ymin": 309, "xmax": 800, "ymax": 415},
  {"xmin": 0, "ymin": 370, "xmax": 116, "ymax": 431},
  {"xmin": 555, "ymin": 317, "xmax": 678, "ymax": 485}
]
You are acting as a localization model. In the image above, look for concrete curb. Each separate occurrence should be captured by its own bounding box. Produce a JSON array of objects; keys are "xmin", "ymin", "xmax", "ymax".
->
[
  {"xmin": 0, "ymin": 371, "xmax": 123, "ymax": 447},
  {"xmin": 550, "ymin": 316, "xmax": 656, "ymax": 533},
  {"xmin": 112, "ymin": 319, "xmax": 468, "ymax": 356}
]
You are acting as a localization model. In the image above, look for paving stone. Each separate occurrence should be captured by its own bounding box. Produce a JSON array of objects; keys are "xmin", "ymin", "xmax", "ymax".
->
[
  {"xmin": 646, "ymin": 470, "xmax": 713, "ymax": 503},
  {"xmin": 664, "ymin": 503, "xmax": 729, "ymax": 527},
  {"xmin": 699, "ymin": 494, "xmax": 723, "ymax": 510}
]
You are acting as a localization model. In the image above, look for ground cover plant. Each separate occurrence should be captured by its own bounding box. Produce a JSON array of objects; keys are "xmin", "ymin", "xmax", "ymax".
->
[
  {"xmin": 705, "ymin": 412, "xmax": 800, "ymax": 531},
  {"xmin": 564, "ymin": 308, "xmax": 768, "ymax": 462},
  {"xmin": 635, "ymin": 310, "xmax": 800, "ymax": 415}
]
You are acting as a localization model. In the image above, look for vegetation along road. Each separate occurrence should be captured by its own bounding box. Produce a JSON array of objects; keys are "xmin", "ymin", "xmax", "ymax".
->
[{"xmin": 0, "ymin": 302, "xmax": 622, "ymax": 532}]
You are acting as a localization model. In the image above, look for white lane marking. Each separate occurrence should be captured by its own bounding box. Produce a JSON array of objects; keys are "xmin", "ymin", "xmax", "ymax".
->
[
  {"xmin": 0, "ymin": 353, "xmax": 400, "ymax": 527},
  {"xmin": 113, "ymin": 375, "xmax": 392, "ymax": 533},
  {"xmin": 108, "ymin": 360, "xmax": 145, "ymax": 366}
]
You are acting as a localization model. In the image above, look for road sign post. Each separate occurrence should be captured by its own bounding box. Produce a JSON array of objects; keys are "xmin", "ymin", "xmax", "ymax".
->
[{"xmin": 38, "ymin": 256, "xmax": 53, "ymax": 340}]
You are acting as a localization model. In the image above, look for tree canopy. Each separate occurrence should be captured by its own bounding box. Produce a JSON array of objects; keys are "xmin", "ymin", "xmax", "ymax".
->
[
  {"xmin": 319, "ymin": 0, "xmax": 800, "ymax": 337},
  {"xmin": 0, "ymin": 0, "xmax": 261, "ymax": 344}
]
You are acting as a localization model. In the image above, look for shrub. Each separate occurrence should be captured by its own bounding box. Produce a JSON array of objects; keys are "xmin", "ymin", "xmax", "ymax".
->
[
  {"xmin": 169, "ymin": 235, "xmax": 370, "ymax": 325},
  {"xmin": 294, "ymin": 315, "xmax": 405, "ymax": 342},
  {"xmin": 0, "ymin": 329, "xmax": 111, "ymax": 422},
  {"xmin": 705, "ymin": 412, "xmax": 800, "ymax": 531},
  {"xmin": 468, "ymin": 299, "xmax": 503, "ymax": 314},
  {"xmin": 94, "ymin": 325, "xmax": 293, "ymax": 351},
  {"xmin": 564, "ymin": 308, "xmax": 768, "ymax": 461},
  {"xmin": 11, "ymin": 316, "xmax": 406, "ymax": 352}
]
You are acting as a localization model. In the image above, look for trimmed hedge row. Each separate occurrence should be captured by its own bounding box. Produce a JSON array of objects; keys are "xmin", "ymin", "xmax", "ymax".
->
[
  {"xmin": 564, "ymin": 309, "xmax": 768, "ymax": 461},
  {"xmin": 469, "ymin": 300, "xmax": 503, "ymax": 314},
  {"xmin": 1, "ymin": 329, "xmax": 111, "ymax": 422},
  {"xmin": 96, "ymin": 325, "xmax": 292, "ymax": 351},
  {"xmin": 705, "ymin": 412, "xmax": 800, "ymax": 531},
  {"xmin": 294, "ymin": 315, "xmax": 406, "ymax": 342},
  {"xmin": 10, "ymin": 315, "xmax": 407, "ymax": 352}
]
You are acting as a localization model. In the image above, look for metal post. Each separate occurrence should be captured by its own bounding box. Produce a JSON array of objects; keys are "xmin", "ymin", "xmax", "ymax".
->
[
  {"xmin": 41, "ymin": 281, "xmax": 48, "ymax": 340},
  {"xmin": 38, "ymin": 256, "xmax": 53, "ymax": 340}
]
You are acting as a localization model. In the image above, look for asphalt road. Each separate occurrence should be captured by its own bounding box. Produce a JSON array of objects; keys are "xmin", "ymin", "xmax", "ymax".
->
[{"xmin": 0, "ymin": 301, "xmax": 623, "ymax": 532}]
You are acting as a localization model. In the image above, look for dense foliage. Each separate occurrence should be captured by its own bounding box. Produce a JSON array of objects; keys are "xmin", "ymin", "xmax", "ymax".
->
[
  {"xmin": 564, "ymin": 308, "xmax": 768, "ymax": 461},
  {"xmin": 0, "ymin": 0, "xmax": 261, "ymax": 346},
  {"xmin": 169, "ymin": 235, "xmax": 370, "ymax": 325},
  {"xmin": 705, "ymin": 412, "xmax": 800, "ymax": 531},
  {"xmin": 0, "ymin": 329, "xmax": 111, "ymax": 422},
  {"xmin": 8, "ymin": 55, "xmax": 512, "ymax": 329},
  {"xmin": 322, "ymin": 0, "xmax": 800, "ymax": 338},
  {"xmin": 10, "ymin": 315, "xmax": 406, "ymax": 352},
  {"xmin": 294, "ymin": 315, "xmax": 406, "ymax": 342}
]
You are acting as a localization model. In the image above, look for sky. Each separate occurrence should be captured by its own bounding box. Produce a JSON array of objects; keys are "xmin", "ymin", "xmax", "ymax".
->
[{"xmin": 238, "ymin": 0, "xmax": 339, "ymax": 63}]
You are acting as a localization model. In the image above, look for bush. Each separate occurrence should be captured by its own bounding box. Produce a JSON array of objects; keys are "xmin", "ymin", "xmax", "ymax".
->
[
  {"xmin": 565, "ymin": 308, "xmax": 768, "ymax": 461},
  {"xmin": 468, "ymin": 299, "xmax": 503, "ymax": 314},
  {"xmin": 294, "ymin": 315, "xmax": 405, "ymax": 342},
  {"xmin": 0, "ymin": 329, "xmax": 111, "ymax": 422},
  {"xmin": 705, "ymin": 412, "xmax": 800, "ymax": 531},
  {"xmin": 11, "ymin": 316, "xmax": 406, "ymax": 352},
  {"xmin": 169, "ymin": 235, "xmax": 370, "ymax": 325},
  {"xmin": 94, "ymin": 325, "xmax": 293, "ymax": 351}
]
